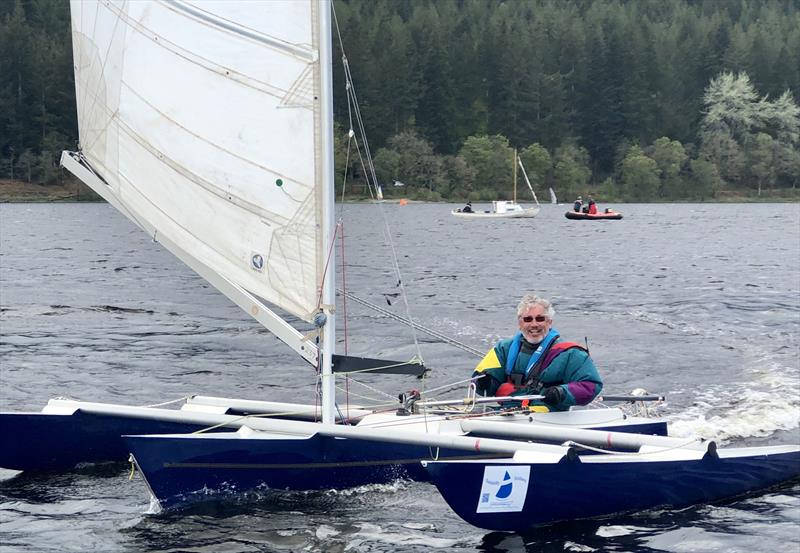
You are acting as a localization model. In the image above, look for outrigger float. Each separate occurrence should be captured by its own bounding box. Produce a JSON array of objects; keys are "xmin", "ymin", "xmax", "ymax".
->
[{"xmin": 423, "ymin": 424, "xmax": 800, "ymax": 531}]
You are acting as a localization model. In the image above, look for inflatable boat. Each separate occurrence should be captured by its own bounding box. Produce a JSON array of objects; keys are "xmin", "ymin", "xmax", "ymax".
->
[{"xmin": 565, "ymin": 210, "xmax": 623, "ymax": 220}]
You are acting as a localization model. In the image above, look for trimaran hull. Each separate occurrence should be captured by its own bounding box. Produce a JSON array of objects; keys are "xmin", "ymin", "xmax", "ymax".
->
[{"xmin": 424, "ymin": 445, "xmax": 800, "ymax": 531}]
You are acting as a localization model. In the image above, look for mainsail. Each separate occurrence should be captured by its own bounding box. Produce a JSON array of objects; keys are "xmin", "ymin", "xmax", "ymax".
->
[{"xmin": 68, "ymin": 0, "xmax": 327, "ymax": 323}]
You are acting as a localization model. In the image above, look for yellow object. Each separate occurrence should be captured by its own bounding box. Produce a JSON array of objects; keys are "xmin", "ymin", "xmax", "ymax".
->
[
  {"xmin": 474, "ymin": 348, "xmax": 501, "ymax": 372},
  {"xmin": 529, "ymin": 405, "xmax": 550, "ymax": 413}
]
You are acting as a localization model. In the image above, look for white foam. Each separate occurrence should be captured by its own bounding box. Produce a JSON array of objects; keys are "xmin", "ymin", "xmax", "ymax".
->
[
  {"xmin": 315, "ymin": 524, "xmax": 339, "ymax": 539},
  {"xmin": 596, "ymin": 525, "xmax": 652, "ymax": 537},
  {"xmin": 348, "ymin": 522, "xmax": 466, "ymax": 549},
  {"xmin": 668, "ymin": 360, "xmax": 800, "ymax": 443},
  {"xmin": 323, "ymin": 480, "xmax": 410, "ymax": 497},
  {"xmin": 565, "ymin": 541, "xmax": 597, "ymax": 552}
]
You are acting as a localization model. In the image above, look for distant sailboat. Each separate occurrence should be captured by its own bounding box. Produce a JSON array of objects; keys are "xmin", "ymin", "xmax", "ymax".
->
[
  {"xmin": 549, "ymin": 187, "xmax": 558, "ymax": 204},
  {"xmin": 451, "ymin": 149, "xmax": 540, "ymax": 219}
]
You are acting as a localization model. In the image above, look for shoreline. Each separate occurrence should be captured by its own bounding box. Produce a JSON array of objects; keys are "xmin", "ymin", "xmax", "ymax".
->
[
  {"xmin": 0, "ymin": 179, "xmax": 100, "ymax": 203},
  {"xmin": 1, "ymin": 179, "xmax": 797, "ymax": 204}
]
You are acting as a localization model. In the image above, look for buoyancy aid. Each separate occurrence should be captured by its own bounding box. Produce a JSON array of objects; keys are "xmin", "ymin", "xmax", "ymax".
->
[
  {"xmin": 504, "ymin": 329, "xmax": 559, "ymax": 380},
  {"xmin": 503, "ymin": 330, "xmax": 587, "ymax": 391}
]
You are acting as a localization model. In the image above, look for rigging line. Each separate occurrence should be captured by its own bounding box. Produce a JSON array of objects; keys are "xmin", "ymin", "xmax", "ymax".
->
[
  {"xmin": 338, "ymin": 289, "xmax": 485, "ymax": 357},
  {"xmin": 420, "ymin": 376, "xmax": 482, "ymax": 397},
  {"xmin": 316, "ymin": 222, "xmax": 340, "ymax": 311},
  {"xmin": 347, "ymin": 132, "xmax": 377, "ymax": 199},
  {"xmin": 563, "ymin": 438, "xmax": 703, "ymax": 456},
  {"xmin": 341, "ymin": 58, "xmax": 380, "ymax": 193},
  {"xmin": 334, "ymin": 375, "xmax": 397, "ymax": 401},
  {"xmin": 138, "ymin": 396, "xmax": 192, "ymax": 408},
  {"xmin": 334, "ymin": 358, "xmax": 424, "ymax": 376},
  {"xmin": 332, "ymin": 385, "xmax": 395, "ymax": 406}
]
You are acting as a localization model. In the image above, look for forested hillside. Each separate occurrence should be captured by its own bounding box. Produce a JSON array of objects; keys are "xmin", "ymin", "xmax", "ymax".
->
[{"xmin": 1, "ymin": 0, "xmax": 798, "ymax": 201}]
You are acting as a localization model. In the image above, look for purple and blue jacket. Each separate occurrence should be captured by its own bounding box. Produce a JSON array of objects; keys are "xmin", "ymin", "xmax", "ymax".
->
[{"xmin": 472, "ymin": 331, "xmax": 603, "ymax": 411}]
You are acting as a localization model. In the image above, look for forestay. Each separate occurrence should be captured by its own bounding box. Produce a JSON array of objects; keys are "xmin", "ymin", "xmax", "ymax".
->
[{"xmin": 70, "ymin": 0, "xmax": 326, "ymax": 322}]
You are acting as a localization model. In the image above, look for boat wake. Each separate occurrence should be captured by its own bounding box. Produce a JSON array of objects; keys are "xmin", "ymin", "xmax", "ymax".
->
[{"xmin": 668, "ymin": 360, "xmax": 800, "ymax": 444}]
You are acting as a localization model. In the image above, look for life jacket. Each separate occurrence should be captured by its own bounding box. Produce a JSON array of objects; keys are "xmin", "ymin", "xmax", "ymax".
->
[{"xmin": 503, "ymin": 331, "xmax": 587, "ymax": 391}]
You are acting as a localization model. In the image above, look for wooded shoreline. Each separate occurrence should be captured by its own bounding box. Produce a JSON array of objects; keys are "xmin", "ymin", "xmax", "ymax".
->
[
  {"xmin": 2, "ymin": 179, "xmax": 796, "ymax": 204},
  {"xmin": 2, "ymin": 1, "xmax": 798, "ymax": 205}
]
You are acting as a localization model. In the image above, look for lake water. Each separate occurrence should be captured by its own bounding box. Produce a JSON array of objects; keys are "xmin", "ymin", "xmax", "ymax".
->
[{"xmin": 1, "ymin": 202, "xmax": 799, "ymax": 552}]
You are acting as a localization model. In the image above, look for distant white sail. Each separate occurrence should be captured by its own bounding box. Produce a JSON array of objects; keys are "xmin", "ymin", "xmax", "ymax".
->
[
  {"xmin": 69, "ymin": 0, "xmax": 325, "ymax": 322},
  {"xmin": 549, "ymin": 188, "xmax": 557, "ymax": 204}
]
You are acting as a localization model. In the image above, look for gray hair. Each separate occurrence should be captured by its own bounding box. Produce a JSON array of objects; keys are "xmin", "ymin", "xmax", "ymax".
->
[{"xmin": 516, "ymin": 294, "xmax": 555, "ymax": 318}]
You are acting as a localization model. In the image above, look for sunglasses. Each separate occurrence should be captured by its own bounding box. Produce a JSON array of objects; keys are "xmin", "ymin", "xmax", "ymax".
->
[{"xmin": 520, "ymin": 315, "xmax": 548, "ymax": 323}]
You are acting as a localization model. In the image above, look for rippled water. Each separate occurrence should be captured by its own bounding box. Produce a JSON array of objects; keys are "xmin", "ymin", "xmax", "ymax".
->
[{"xmin": 1, "ymin": 202, "xmax": 799, "ymax": 552}]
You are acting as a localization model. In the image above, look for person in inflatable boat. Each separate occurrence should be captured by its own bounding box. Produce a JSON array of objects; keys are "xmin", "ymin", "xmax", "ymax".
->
[{"xmin": 471, "ymin": 294, "xmax": 603, "ymax": 412}]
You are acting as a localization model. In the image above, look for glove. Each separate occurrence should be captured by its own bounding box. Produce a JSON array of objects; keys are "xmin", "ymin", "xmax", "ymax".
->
[{"xmin": 543, "ymin": 386, "xmax": 565, "ymax": 406}]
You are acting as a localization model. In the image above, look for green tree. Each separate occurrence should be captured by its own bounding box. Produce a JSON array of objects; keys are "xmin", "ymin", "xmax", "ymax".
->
[
  {"xmin": 688, "ymin": 158, "xmax": 722, "ymax": 200},
  {"xmin": 459, "ymin": 134, "xmax": 514, "ymax": 199},
  {"xmin": 551, "ymin": 143, "xmax": 591, "ymax": 200},
  {"xmin": 745, "ymin": 132, "xmax": 776, "ymax": 195},
  {"xmin": 373, "ymin": 131, "xmax": 443, "ymax": 194},
  {"xmin": 519, "ymin": 143, "xmax": 552, "ymax": 196},
  {"xmin": 649, "ymin": 137, "xmax": 688, "ymax": 198},
  {"xmin": 409, "ymin": 4, "xmax": 459, "ymax": 154},
  {"xmin": 621, "ymin": 146, "xmax": 659, "ymax": 200}
]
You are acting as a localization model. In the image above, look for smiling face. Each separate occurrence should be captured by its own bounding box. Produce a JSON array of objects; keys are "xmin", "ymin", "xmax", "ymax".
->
[{"xmin": 517, "ymin": 304, "xmax": 552, "ymax": 344}]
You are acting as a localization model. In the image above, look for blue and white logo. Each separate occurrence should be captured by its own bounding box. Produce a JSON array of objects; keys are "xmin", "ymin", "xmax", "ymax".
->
[
  {"xmin": 494, "ymin": 471, "xmax": 514, "ymax": 499},
  {"xmin": 251, "ymin": 253, "xmax": 264, "ymax": 272},
  {"xmin": 476, "ymin": 465, "xmax": 530, "ymax": 513}
]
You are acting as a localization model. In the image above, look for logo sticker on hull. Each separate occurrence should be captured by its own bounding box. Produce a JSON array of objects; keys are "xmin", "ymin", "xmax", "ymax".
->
[
  {"xmin": 250, "ymin": 253, "xmax": 264, "ymax": 272},
  {"xmin": 476, "ymin": 465, "xmax": 530, "ymax": 513}
]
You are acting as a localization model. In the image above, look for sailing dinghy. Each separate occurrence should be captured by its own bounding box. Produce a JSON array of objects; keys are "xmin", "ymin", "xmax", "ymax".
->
[
  {"xmin": 1, "ymin": 0, "xmax": 665, "ymax": 477},
  {"xmin": 451, "ymin": 150, "xmax": 541, "ymax": 219}
]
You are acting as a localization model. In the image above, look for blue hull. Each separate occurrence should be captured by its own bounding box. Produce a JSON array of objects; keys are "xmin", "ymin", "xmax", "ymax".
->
[
  {"xmin": 1, "ymin": 405, "xmax": 667, "ymax": 473},
  {"xmin": 0, "ymin": 412, "xmax": 217, "ymax": 471},
  {"xmin": 424, "ymin": 448, "xmax": 800, "ymax": 531},
  {"xmin": 126, "ymin": 419, "xmax": 669, "ymax": 509},
  {"xmin": 127, "ymin": 433, "xmax": 487, "ymax": 508}
]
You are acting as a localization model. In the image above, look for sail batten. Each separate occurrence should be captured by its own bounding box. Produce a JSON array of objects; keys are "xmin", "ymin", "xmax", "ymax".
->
[{"xmin": 68, "ymin": 0, "xmax": 325, "ymax": 323}]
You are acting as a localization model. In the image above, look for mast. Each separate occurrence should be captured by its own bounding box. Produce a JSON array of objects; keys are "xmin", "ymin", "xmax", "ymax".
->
[
  {"xmin": 513, "ymin": 149, "xmax": 518, "ymax": 203},
  {"xmin": 318, "ymin": 0, "xmax": 337, "ymax": 426}
]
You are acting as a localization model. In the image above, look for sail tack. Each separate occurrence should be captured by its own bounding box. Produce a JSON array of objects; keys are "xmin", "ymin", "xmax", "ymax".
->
[{"xmin": 70, "ymin": 0, "xmax": 325, "ymax": 321}]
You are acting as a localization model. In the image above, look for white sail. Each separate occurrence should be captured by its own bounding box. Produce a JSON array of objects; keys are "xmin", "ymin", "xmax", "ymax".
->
[
  {"xmin": 69, "ymin": 0, "xmax": 326, "ymax": 322},
  {"xmin": 549, "ymin": 188, "xmax": 557, "ymax": 204}
]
